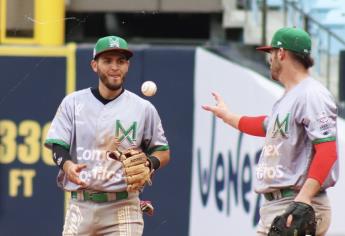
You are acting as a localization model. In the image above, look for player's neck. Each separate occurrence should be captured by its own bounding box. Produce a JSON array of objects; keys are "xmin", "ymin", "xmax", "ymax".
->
[
  {"xmin": 98, "ymin": 83, "xmax": 123, "ymax": 100},
  {"xmin": 280, "ymin": 68, "xmax": 309, "ymax": 92}
]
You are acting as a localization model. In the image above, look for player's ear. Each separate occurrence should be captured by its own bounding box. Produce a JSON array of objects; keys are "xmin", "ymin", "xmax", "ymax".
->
[
  {"xmin": 278, "ymin": 48, "xmax": 286, "ymax": 61},
  {"xmin": 91, "ymin": 59, "xmax": 98, "ymax": 73}
]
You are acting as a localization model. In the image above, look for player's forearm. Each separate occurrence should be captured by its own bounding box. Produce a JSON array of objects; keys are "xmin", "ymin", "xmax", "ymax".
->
[
  {"xmin": 294, "ymin": 142, "xmax": 337, "ymax": 204},
  {"xmin": 308, "ymin": 141, "xmax": 337, "ymax": 185},
  {"xmin": 294, "ymin": 178, "xmax": 321, "ymax": 205},
  {"xmin": 221, "ymin": 112, "xmax": 242, "ymax": 129},
  {"xmin": 150, "ymin": 150, "xmax": 170, "ymax": 169}
]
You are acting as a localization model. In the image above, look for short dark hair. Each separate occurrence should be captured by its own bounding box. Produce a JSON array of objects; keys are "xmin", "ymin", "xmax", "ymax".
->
[{"xmin": 289, "ymin": 51, "xmax": 314, "ymax": 69}]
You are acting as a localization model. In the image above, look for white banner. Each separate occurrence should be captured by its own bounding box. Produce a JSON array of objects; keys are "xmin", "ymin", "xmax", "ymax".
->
[{"xmin": 189, "ymin": 47, "xmax": 345, "ymax": 236}]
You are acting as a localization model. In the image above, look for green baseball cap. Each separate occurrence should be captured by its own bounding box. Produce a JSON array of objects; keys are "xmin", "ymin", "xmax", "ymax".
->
[
  {"xmin": 256, "ymin": 27, "xmax": 311, "ymax": 54},
  {"xmin": 93, "ymin": 35, "xmax": 133, "ymax": 59}
]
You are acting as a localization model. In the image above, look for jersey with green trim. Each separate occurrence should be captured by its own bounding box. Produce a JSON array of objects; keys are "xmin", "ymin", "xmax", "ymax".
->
[
  {"xmin": 256, "ymin": 77, "xmax": 338, "ymax": 193},
  {"xmin": 45, "ymin": 88, "xmax": 169, "ymax": 192}
]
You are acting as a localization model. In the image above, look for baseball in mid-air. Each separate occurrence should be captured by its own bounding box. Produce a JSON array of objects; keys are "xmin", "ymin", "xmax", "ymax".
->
[{"xmin": 141, "ymin": 81, "xmax": 157, "ymax": 97}]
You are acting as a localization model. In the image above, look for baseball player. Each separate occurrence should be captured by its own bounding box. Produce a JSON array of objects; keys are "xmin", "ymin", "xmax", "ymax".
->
[
  {"xmin": 45, "ymin": 35, "xmax": 170, "ymax": 236},
  {"xmin": 203, "ymin": 27, "xmax": 338, "ymax": 236}
]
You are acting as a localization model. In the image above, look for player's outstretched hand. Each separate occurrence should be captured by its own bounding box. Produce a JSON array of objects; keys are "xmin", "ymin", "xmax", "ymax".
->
[
  {"xmin": 63, "ymin": 161, "xmax": 87, "ymax": 187},
  {"xmin": 202, "ymin": 92, "xmax": 230, "ymax": 121}
]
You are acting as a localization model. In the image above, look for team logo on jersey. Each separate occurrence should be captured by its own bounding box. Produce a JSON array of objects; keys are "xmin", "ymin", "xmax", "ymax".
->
[
  {"xmin": 115, "ymin": 120, "xmax": 137, "ymax": 144},
  {"xmin": 271, "ymin": 113, "xmax": 290, "ymax": 138}
]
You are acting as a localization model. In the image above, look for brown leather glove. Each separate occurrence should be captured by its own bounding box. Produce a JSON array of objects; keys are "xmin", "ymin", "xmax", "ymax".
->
[{"xmin": 109, "ymin": 149, "xmax": 152, "ymax": 192}]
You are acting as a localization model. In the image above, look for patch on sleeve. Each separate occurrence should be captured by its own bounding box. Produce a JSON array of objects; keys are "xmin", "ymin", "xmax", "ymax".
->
[{"xmin": 316, "ymin": 112, "xmax": 333, "ymax": 136}]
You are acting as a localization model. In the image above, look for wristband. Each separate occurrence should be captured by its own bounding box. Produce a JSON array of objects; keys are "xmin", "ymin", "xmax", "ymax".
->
[
  {"xmin": 52, "ymin": 144, "xmax": 72, "ymax": 170},
  {"xmin": 148, "ymin": 155, "xmax": 161, "ymax": 171}
]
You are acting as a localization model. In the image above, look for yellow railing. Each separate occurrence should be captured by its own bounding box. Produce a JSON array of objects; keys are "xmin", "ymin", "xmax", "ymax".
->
[{"xmin": 0, "ymin": 0, "xmax": 65, "ymax": 46}]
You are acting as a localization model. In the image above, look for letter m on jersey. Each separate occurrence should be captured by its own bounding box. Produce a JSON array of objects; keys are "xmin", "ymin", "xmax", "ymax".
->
[
  {"xmin": 115, "ymin": 120, "xmax": 137, "ymax": 144},
  {"xmin": 272, "ymin": 113, "xmax": 290, "ymax": 138}
]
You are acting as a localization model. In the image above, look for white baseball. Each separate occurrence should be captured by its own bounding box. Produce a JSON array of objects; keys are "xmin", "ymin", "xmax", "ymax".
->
[{"xmin": 141, "ymin": 81, "xmax": 157, "ymax": 97}]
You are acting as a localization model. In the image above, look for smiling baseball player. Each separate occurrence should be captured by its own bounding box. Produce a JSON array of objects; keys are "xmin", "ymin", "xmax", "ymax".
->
[{"xmin": 45, "ymin": 35, "xmax": 170, "ymax": 236}]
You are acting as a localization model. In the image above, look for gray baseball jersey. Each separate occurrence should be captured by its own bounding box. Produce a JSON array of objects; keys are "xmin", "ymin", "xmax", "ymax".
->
[
  {"xmin": 45, "ymin": 88, "xmax": 169, "ymax": 192},
  {"xmin": 256, "ymin": 77, "xmax": 338, "ymax": 193}
]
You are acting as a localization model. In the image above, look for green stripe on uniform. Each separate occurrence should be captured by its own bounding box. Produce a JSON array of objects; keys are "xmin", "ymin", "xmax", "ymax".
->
[
  {"xmin": 45, "ymin": 139, "xmax": 70, "ymax": 151},
  {"xmin": 312, "ymin": 137, "xmax": 336, "ymax": 144},
  {"xmin": 147, "ymin": 145, "xmax": 169, "ymax": 155}
]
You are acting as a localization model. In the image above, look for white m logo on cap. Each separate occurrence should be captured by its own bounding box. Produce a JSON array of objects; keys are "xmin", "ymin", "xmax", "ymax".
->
[{"xmin": 109, "ymin": 37, "xmax": 120, "ymax": 48}]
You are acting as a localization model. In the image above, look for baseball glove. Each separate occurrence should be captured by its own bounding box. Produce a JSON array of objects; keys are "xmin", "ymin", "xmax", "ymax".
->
[
  {"xmin": 268, "ymin": 201, "xmax": 316, "ymax": 236},
  {"xmin": 109, "ymin": 149, "xmax": 152, "ymax": 192}
]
